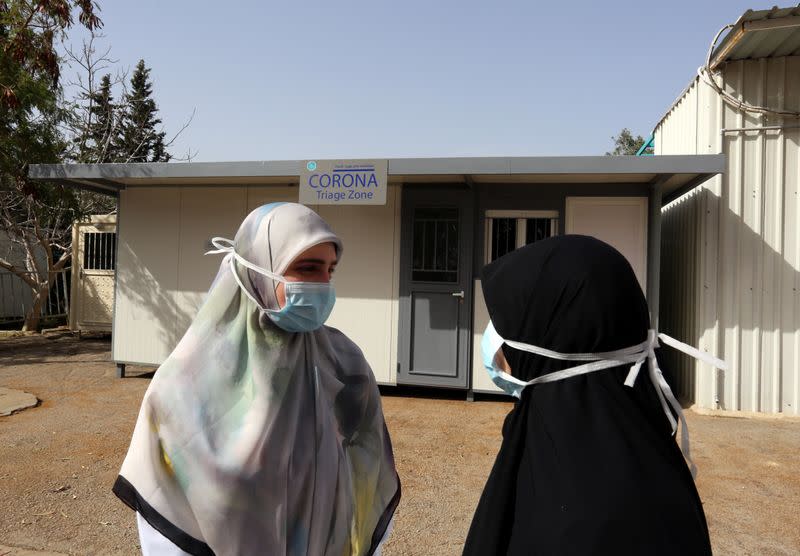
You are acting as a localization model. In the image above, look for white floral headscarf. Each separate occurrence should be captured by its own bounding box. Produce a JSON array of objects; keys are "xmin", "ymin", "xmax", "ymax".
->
[{"xmin": 114, "ymin": 203, "xmax": 400, "ymax": 556}]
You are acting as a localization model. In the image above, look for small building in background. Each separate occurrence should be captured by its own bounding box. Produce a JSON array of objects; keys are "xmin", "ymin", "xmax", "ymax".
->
[
  {"xmin": 32, "ymin": 156, "xmax": 721, "ymax": 388},
  {"xmin": 655, "ymin": 5, "xmax": 800, "ymax": 415},
  {"xmin": 70, "ymin": 215, "xmax": 117, "ymax": 334}
]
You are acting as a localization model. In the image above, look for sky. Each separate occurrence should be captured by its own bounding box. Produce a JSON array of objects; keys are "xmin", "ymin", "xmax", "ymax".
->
[{"xmin": 63, "ymin": 0, "xmax": 765, "ymax": 162}]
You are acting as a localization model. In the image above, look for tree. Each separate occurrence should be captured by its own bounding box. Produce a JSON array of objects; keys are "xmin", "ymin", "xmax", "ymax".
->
[
  {"xmin": 0, "ymin": 0, "xmax": 101, "ymax": 330},
  {"xmin": 606, "ymin": 128, "xmax": 652, "ymax": 156},
  {"xmin": 64, "ymin": 34, "xmax": 184, "ymax": 165},
  {"xmin": 2, "ymin": 5, "xmax": 187, "ymax": 330},
  {"xmin": 85, "ymin": 73, "xmax": 116, "ymax": 158},
  {"xmin": 118, "ymin": 59, "xmax": 170, "ymax": 162},
  {"xmin": 1, "ymin": 0, "xmax": 100, "ymax": 108},
  {"xmin": 64, "ymin": 32, "xmax": 124, "ymax": 164},
  {"xmin": 70, "ymin": 71, "xmax": 121, "ymax": 162}
]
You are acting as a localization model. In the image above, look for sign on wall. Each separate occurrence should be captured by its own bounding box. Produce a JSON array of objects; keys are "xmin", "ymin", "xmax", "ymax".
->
[{"xmin": 299, "ymin": 159, "xmax": 388, "ymax": 205}]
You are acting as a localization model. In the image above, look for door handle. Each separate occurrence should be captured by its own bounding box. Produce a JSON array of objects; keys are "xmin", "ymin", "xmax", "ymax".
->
[{"xmin": 452, "ymin": 291, "xmax": 465, "ymax": 298}]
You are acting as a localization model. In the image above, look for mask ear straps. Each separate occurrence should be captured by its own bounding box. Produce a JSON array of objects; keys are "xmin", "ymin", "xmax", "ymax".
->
[
  {"xmin": 228, "ymin": 256, "xmax": 270, "ymax": 312},
  {"xmin": 266, "ymin": 217, "xmax": 283, "ymax": 300}
]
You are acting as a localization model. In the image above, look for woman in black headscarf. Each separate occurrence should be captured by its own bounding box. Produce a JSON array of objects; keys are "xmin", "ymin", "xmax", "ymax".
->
[{"xmin": 463, "ymin": 235, "xmax": 713, "ymax": 555}]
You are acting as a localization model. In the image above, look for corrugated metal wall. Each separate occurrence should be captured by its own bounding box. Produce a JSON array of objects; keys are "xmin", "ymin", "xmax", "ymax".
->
[
  {"xmin": 661, "ymin": 190, "xmax": 701, "ymax": 404},
  {"xmin": 656, "ymin": 56, "xmax": 800, "ymax": 415}
]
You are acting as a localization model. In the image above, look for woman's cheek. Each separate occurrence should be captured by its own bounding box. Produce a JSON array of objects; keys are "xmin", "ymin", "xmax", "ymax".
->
[{"xmin": 276, "ymin": 282, "xmax": 286, "ymax": 308}]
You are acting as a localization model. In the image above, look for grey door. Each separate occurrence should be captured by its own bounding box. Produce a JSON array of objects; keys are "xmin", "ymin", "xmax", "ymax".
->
[{"xmin": 398, "ymin": 187, "xmax": 473, "ymax": 388}]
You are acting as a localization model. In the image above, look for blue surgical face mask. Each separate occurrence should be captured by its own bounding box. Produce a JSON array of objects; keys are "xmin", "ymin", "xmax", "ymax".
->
[
  {"xmin": 267, "ymin": 281, "xmax": 336, "ymax": 333},
  {"xmin": 481, "ymin": 320, "xmax": 528, "ymax": 398},
  {"xmin": 207, "ymin": 238, "xmax": 336, "ymax": 333}
]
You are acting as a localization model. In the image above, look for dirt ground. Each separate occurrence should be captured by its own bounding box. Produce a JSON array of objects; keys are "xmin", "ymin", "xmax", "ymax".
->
[{"xmin": 1, "ymin": 332, "xmax": 799, "ymax": 555}]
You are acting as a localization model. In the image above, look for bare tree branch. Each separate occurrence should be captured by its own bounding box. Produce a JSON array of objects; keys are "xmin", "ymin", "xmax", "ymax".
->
[
  {"xmin": 164, "ymin": 107, "xmax": 196, "ymax": 149},
  {"xmin": 52, "ymin": 252, "xmax": 71, "ymax": 272},
  {"xmin": 0, "ymin": 257, "xmax": 40, "ymax": 289}
]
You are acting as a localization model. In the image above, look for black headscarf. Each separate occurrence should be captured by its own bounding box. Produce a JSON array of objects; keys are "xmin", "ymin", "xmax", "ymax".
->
[{"xmin": 463, "ymin": 235, "xmax": 711, "ymax": 555}]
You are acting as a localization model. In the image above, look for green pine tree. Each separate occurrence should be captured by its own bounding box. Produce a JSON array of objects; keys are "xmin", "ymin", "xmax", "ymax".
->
[
  {"xmin": 88, "ymin": 74, "xmax": 119, "ymax": 162},
  {"xmin": 74, "ymin": 73, "xmax": 120, "ymax": 162},
  {"xmin": 119, "ymin": 59, "xmax": 170, "ymax": 162}
]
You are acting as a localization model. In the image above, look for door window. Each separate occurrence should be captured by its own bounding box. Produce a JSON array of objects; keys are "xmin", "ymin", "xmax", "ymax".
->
[
  {"xmin": 83, "ymin": 232, "xmax": 117, "ymax": 270},
  {"xmin": 412, "ymin": 207, "xmax": 459, "ymax": 282}
]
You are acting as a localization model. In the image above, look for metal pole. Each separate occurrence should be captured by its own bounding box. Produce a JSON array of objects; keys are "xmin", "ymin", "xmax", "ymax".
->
[
  {"xmin": 720, "ymin": 124, "xmax": 800, "ymax": 153},
  {"xmin": 647, "ymin": 176, "xmax": 669, "ymax": 330}
]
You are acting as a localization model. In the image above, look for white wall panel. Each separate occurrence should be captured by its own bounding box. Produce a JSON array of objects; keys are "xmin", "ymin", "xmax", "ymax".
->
[
  {"xmin": 565, "ymin": 197, "xmax": 648, "ymax": 292},
  {"xmin": 658, "ymin": 56, "xmax": 800, "ymax": 414},
  {"xmin": 113, "ymin": 188, "xmax": 180, "ymax": 365}
]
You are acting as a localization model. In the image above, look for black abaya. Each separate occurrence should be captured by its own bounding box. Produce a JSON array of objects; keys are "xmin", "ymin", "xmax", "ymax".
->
[{"xmin": 463, "ymin": 235, "xmax": 711, "ymax": 556}]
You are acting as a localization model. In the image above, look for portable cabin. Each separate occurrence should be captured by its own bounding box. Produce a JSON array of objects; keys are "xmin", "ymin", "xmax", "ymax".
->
[{"xmin": 31, "ymin": 156, "xmax": 723, "ymax": 394}]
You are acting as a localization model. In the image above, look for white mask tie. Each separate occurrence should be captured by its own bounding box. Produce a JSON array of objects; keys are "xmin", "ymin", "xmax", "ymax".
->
[
  {"xmin": 206, "ymin": 237, "xmax": 285, "ymax": 312},
  {"xmin": 492, "ymin": 328, "xmax": 727, "ymax": 479}
]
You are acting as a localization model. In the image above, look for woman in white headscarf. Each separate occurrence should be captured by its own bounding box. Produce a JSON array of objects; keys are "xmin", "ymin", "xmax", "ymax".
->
[{"xmin": 113, "ymin": 202, "xmax": 401, "ymax": 556}]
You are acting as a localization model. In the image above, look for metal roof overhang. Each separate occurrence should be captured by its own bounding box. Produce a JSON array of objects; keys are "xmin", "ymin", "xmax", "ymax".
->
[
  {"xmin": 709, "ymin": 6, "xmax": 800, "ymax": 71},
  {"xmin": 655, "ymin": 6, "xmax": 800, "ymax": 133},
  {"xmin": 29, "ymin": 155, "xmax": 725, "ymax": 206}
]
